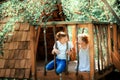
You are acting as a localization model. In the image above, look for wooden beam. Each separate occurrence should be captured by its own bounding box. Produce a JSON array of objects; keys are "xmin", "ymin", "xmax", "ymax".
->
[
  {"xmin": 35, "ymin": 27, "xmax": 41, "ymax": 55},
  {"xmin": 38, "ymin": 21, "xmax": 110, "ymax": 27},
  {"xmin": 101, "ymin": 0, "xmax": 120, "ymax": 26},
  {"xmin": 30, "ymin": 26, "xmax": 36, "ymax": 80},
  {"xmin": 88, "ymin": 23, "xmax": 95, "ymax": 80}
]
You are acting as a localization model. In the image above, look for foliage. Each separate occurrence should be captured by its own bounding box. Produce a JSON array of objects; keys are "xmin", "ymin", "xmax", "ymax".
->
[
  {"xmin": 0, "ymin": 0, "xmax": 119, "ymax": 55},
  {"xmin": 61, "ymin": 0, "xmax": 120, "ymax": 22},
  {"xmin": 0, "ymin": 0, "xmax": 57, "ymax": 55},
  {"xmin": 0, "ymin": 0, "xmax": 57, "ymax": 25}
]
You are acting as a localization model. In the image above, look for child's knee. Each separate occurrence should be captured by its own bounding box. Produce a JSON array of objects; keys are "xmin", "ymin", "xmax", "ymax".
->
[
  {"xmin": 56, "ymin": 69, "xmax": 61, "ymax": 74},
  {"xmin": 56, "ymin": 67, "xmax": 65, "ymax": 74}
]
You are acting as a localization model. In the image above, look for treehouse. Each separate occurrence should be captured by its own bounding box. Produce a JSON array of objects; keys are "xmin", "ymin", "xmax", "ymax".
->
[
  {"xmin": 0, "ymin": 0, "xmax": 120, "ymax": 80},
  {"xmin": 0, "ymin": 20, "xmax": 120, "ymax": 80}
]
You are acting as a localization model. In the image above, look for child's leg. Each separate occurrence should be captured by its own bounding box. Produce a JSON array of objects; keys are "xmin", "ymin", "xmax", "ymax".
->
[
  {"xmin": 46, "ymin": 60, "xmax": 54, "ymax": 70},
  {"xmin": 56, "ymin": 60, "xmax": 66, "ymax": 74}
]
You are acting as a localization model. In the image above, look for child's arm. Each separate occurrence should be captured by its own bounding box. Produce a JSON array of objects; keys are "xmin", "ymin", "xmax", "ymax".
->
[
  {"xmin": 66, "ymin": 48, "xmax": 73, "ymax": 56},
  {"xmin": 52, "ymin": 48, "xmax": 59, "ymax": 55}
]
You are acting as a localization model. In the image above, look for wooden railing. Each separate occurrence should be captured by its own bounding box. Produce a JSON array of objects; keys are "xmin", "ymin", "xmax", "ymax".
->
[{"xmin": 30, "ymin": 21, "xmax": 117, "ymax": 80}]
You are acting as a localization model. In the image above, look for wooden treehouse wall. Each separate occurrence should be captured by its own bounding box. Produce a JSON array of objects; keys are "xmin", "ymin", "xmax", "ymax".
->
[{"xmin": 0, "ymin": 21, "xmax": 31, "ymax": 79}]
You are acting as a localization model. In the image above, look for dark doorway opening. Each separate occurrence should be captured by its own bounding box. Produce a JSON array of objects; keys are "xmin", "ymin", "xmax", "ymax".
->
[{"xmin": 36, "ymin": 27, "xmax": 64, "ymax": 64}]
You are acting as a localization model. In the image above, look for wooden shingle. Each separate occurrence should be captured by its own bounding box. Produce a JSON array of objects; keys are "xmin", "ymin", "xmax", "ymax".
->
[
  {"xmin": 5, "ymin": 69, "xmax": 10, "ymax": 77},
  {"xmin": 24, "ymin": 23, "xmax": 30, "ymax": 31},
  {"xmin": 3, "ymin": 50, "xmax": 9, "ymax": 59},
  {"xmin": 26, "ymin": 32, "xmax": 31, "ymax": 41},
  {"xmin": 20, "ymin": 23, "xmax": 30, "ymax": 31},
  {"xmin": 24, "ymin": 69, "xmax": 30, "ymax": 78},
  {"xmin": 8, "ymin": 50, "xmax": 15, "ymax": 59},
  {"xmin": 10, "ymin": 69, "xmax": 15, "ymax": 78},
  {"xmin": 21, "ymin": 32, "xmax": 28, "ymax": 41},
  {"xmin": 14, "ymin": 23, "xmax": 20, "ymax": 31},
  {"xmin": 4, "ymin": 60, "xmax": 10, "ymax": 68},
  {"xmin": 3, "ymin": 43, "xmax": 10, "ymax": 50},
  {"xmin": 0, "ymin": 59, "xmax": 5, "ymax": 68},
  {"xmin": 17, "ymin": 50, "xmax": 25, "ymax": 59},
  {"xmin": 15, "ymin": 69, "xmax": 20, "ymax": 78},
  {"xmin": 18, "ymin": 41, "xmax": 30, "ymax": 49},
  {"xmin": 8, "ymin": 60, "xmax": 15, "ymax": 68},
  {"xmin": 25, "ymin": 50, "xmax": 31, "ymax": 59},
  {"xmin": 9, "ymin": 42, "xmax": 19, "ymax": 50},
  {"xmin": 6, "ymin": 35, "xmax": 13, "ymax": 42},
  {"xmin": 18, "ymin": 69, "xmax": 25, "ymax": 79},
  {"xmin": 0, "ymin": 69, "xmax": 6, "ymax": 77},
  {"xmin": 12, "ymin": 31, "xmax": 23, "ymax": 41},
  {"xmin": 15, "ymin": 60, "xmax": 20, "ymax": 68},
  {"xmin": 25, "ymin": 60, "xmax": 31, "ymax": 68},
  {"xmin": 19, "ymin": 60, "xmax": 26, "ymax": 68}
]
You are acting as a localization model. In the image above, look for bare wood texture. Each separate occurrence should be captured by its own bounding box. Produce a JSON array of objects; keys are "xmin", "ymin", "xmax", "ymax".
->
[
  {"xmin": 88, "ymin": 23, "xmax": 95, "ymax": 80},
  {"xmin": 71, "ymin": 25, "xmax": 77, "ymax": 60},
  {"xmin": 113, "ymin": 24, "xmax": 117, "ymax": 53},
  {"xmin": 35, "ymin": 27, "xmax": 41, "ymax": 55},
  {"xmin": 30, "ymin": 26, "xmax": 36, "ymax": 80},
  {"xmin": 108, "ymin": 25, "xmax": 112, "ymax": 63},
  {"xmin": 112, "ymin": 24, "xmax": 120, "ymax": 71}
]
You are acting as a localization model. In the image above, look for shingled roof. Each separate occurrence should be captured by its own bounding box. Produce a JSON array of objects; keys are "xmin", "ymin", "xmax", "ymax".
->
[{"xmin": 0, "ymin": 22, "xmax": 31, "ymax": 79}]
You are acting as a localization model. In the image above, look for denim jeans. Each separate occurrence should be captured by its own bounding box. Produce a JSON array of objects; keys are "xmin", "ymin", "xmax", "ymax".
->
[{"xmin": 46, "ymin": 58, "xmax": 66, "ymax": 74}]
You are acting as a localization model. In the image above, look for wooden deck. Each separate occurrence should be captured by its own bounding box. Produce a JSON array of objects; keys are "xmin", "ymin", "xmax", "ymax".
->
[
  {"xmin": 36, "ymin": 61, "xmax": 90, "ymax": 80},
  {"xmin": 36, "ymin": 60, "xmax": 114, "ymax": 80}
]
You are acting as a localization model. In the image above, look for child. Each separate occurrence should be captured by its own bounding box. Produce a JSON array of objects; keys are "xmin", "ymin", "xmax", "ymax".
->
[
  {"xmin": 76, "ymin": 34, "xmax": 90, "ymax": 72},
  {"xmin": 46, "ymin": 31, "xmax": 73, "ymax": 74}
]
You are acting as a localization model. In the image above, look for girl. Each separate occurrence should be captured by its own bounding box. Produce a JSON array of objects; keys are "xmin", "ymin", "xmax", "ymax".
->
[
  {"xmin": 46, "ymin": 31, "xmax": 73, "ymax": 74},
  {"xmin": 76, "ymin": 34, "xmax": 90, "ymax": 72}
]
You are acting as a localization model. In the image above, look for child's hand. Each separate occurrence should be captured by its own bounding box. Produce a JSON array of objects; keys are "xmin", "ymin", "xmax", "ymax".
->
[
  {"xmin": 52, "ymin": 49, "xmax": 59, "ymax": 55},
  {"xmin": 66, "ymin": 50, "xmax": 72, "ymax": 56}
]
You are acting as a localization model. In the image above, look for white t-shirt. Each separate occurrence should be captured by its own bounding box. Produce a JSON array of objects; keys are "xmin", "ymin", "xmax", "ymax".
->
[
  {"xmin": 53, "ymin": 41, "xmax": 73, "ymax": 60},
  {"xmin": 78, "ymin": 46, "xmax": 90, "ymax": 71}
]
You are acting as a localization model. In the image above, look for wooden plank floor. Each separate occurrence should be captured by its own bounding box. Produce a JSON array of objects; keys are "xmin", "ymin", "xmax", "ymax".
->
[{"xmin": 36, "ymin": 61, "xmax": 90, "ymax": 80}]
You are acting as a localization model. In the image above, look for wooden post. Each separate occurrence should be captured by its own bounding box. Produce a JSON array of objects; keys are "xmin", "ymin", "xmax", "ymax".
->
[
  {"xmin": 30, "ymin": 26, "xmax": 36, "ymax": 80},
  {"xmin": 35, "ymin": 27, "xmax": 41, "ymax": 54},
  {"xmin": 113, "ymin": 24, "xmax": 117, "ymax": 53},
  {"xmin": 108, "ymin": 25, "xmax": 112, "ymax": 64},
  {"xmin": 71, "ymin": 25, "xmax": 77, "ymax": 60},
  {"xmin": 118, "ymin": 28, "xmax": 120, "ymax": 52},
  {"xmin": 88, "ymin": 23, "xmax": 95, "ymax": 80}
]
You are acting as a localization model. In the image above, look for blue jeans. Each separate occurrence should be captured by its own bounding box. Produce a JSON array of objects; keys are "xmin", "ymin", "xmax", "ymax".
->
[{"xmin": 46, "ymin": 58, "xmax": 66, "ymax": 74}]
